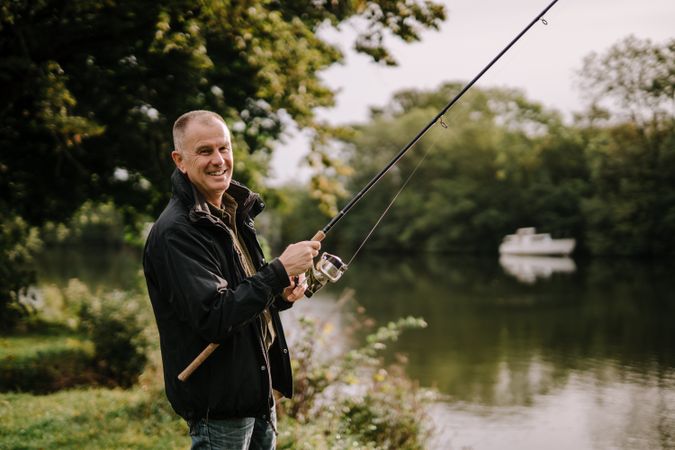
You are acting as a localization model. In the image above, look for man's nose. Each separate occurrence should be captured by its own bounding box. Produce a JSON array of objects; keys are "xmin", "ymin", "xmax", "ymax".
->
[{"xmin": 212, "ymin": 150, "xmax": 225, "ymax": 165}]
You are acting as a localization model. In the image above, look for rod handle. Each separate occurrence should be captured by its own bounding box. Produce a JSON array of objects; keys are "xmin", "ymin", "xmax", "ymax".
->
[
  {"xmin": 178, "ymin": 343, "xmax": 220, "ymax": 382},
  {"xmin": 311, "ymin": 230, "xmax": 325, "ymax": 242}
]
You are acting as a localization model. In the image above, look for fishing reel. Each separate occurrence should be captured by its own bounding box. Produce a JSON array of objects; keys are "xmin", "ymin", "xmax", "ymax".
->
[{"xmin": 303, "ymin": 252, "xmax": 348, "ymax": 298}]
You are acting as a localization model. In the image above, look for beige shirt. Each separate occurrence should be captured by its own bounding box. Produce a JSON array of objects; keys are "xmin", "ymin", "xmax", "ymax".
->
[{"xmin": 209, "ymin": 194, "xmax": 276, "ymax": 350}]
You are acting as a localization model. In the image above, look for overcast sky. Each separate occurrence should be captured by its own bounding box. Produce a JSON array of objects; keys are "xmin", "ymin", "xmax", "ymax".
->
[{"xmin": 267, "ymin": 0, "xmax": 674, "ymax": 185}]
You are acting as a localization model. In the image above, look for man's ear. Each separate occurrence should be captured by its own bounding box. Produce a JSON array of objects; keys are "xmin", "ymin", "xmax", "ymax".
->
[{"xmin": 171, "ymin": 150, "xmax": 186, "ymax": 173}]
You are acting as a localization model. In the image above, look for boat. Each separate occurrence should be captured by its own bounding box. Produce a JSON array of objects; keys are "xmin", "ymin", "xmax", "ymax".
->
[{"xmin": 498, "ymin": 227, "xmax": 575, "ymax": 256}]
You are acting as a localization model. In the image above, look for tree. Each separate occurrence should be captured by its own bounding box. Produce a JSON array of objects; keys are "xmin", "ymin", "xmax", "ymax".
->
[
  {"xmin": 0, "ymin": 0, "xmax": 446, "ymax": 226},
  {"xmin": 333, "ymin": 83, "xmax": 585, "ymax": 254},
  {"xmin": 577, "ymin": 37, "xmax": 675, "ymax": 255},
  {"xmin": 577, "ymin": 35, "xmax": 674, "ymax": 134},
  {"xmin": 0, "ymin": 0, "xmax": 446, "ymax": 328}
]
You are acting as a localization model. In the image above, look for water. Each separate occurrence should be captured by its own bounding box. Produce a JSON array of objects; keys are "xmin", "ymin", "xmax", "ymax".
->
[
  {"xmin": 317, "ymin": 253, "xmax": 675, "ymax": 449},
  {"xmin": 36, "ymin": 248, "xmax": 675, "ymax": 449}
]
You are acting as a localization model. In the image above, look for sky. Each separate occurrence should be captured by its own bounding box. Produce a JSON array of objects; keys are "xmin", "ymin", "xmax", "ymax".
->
[{"xmin": 267, "ymin": 0, "xmax": 675, "ymax": 185}]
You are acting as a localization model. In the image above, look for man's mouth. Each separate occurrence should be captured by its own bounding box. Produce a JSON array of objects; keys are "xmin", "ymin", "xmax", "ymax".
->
[{"xmin": 207, "ymin": 169, "xmax": 227, "ymax": 176}]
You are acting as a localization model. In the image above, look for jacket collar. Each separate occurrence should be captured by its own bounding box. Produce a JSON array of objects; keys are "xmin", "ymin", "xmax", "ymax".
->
[{"xmin": 170, "ymin": 169, "xmax": 265, "ymax": 222}]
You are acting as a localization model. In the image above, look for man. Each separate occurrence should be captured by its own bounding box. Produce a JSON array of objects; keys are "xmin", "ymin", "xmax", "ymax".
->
[{"xmin": 143, "ymin": 110, "xmax": 320, "ymax": 449}]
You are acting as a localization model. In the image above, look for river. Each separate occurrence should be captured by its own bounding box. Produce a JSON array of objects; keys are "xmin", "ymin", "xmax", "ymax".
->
[{"xmin": 36, "ymin": 248, "xmax": 675, "ymax": 449}]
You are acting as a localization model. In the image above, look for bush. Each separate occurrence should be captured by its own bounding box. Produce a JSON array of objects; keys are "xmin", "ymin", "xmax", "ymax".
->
[
  {"xmin": 277, "ymin": 292, "xmax": 433, "ymax": 449},
  {"xmin": 78, "ymin": 289, "xmax": 150, "ymax": 388},
  {"xmin": 0, "ymin": 343, "xmax": 97, "ymax": 394},
  {"xmin": 0, "ymin": 283, "xmax": 151, "ymax": 392},
  {"xmin": 41, "ymin": 201, "xmax": 127, "ymax": 247},
  {"xmin": 0, "ymin": 214, "xmax": 42, "ymax": 332}
]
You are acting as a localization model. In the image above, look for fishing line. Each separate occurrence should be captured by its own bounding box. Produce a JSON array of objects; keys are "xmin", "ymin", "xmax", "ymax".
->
[
  {"xmin": 346, "ymin": 117, "xmax": 449, "ymax": 265},
  {"xmin": 312, "ymin": 0, "xmax": 559, "ymax": 243},
  {"xmin": 179, "ymin": 0, "xmax": 562, "ymax": 380},
  {"xmin": 302, "ymin": 0, "xmax": 560, "ymax": 298}
]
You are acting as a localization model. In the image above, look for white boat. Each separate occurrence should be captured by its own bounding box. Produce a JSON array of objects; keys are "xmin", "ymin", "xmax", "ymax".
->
[{"xmin": 499, "ymin": 227, "xmax": 575, "ymax": 256}]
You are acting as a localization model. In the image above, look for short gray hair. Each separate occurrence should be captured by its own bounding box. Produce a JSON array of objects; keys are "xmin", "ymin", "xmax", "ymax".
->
[{"xmin": 172, "ymin": 110, "xmax": 227, "ymax": 152}]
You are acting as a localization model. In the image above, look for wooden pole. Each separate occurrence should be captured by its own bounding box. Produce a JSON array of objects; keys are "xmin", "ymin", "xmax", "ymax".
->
[{"xmin": 178, "ymin": 343, "xmax": 219, "ymax": 381}]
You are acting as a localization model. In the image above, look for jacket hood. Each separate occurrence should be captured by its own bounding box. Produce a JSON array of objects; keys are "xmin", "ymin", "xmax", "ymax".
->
[{"xmin": 170, "ymin": 168, "xmax": 265, "ymax": 220}]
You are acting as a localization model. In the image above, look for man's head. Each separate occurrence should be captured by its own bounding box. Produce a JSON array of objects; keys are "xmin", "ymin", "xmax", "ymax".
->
[{"xmin": 171, "ymin": 110, "xmax": 233, "ymax": 207}]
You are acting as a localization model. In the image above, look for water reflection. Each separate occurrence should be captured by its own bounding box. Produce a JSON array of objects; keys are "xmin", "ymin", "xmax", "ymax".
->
[
  {"xmin": 325, "ymin": 253, "xmax": 675, "ymax": 449},
  {"xmin": 499, "ymin": 254, "xmax": 576, "ymax": 284}
]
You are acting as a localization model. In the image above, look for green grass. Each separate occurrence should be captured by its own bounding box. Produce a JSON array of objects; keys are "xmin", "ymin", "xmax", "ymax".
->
[
  {"xmin": 1, "ymin": 325, "xmax": 187, "ymax": 448},
  {"xmin": 0, "ymin": 387, "xmax": 187, "ymax": 449},
  {"xmin": 0, "ymin": 333, "xmax": 92, "ymax": 361},
  {"xmin": 0, "ymin": 313, "xmax": 431, "ymax": 449},
  {"xmin": 0, "ymin": 328, "xmax": 98, "ymax": 394}
]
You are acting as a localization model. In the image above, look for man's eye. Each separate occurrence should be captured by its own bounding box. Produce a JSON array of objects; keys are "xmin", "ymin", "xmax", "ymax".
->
[{"xmin": 220, "ymin": 147, "xmax": 230, "ymax": 153}]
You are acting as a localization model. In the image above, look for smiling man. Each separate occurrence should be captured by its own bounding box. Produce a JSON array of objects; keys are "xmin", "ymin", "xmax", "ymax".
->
[{"xmin": 143, "ymin": 110, "xmax": 320, "ymax": 449}]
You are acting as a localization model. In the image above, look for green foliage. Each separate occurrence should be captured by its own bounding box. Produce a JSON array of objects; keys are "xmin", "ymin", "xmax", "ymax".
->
[
  {"xmin": 329, "ymin": 36, "xmax": 674, "ymax": 256},
  {"xmin": 275, "ymin": 183, "xmax": 328, "ymax": 247},
  {"xmin": 40, "ymin": 200, "xmax": 152, "ymax": 249},
  {"xmin": 277, "ymin": 293, "xmax": 432, "ymax": 449},
  {"xmin": 0, "ymin": 285, "xmax": 434, "ymax": 448},
  {"xmin": 578, "ymin": 35, "xmax": 674, "ymax": 130},
  {"xmin": 41, "ymin": 201, "xmax": 126, "ymax": 247},
  {"xmin": 0, "ymin": 0, "xmax": 446, "ymax": 308},
  {"xmin": 578, "ymin": 37, "xmax": 675, "ymax": 255},
  {"xmin": 0, "ymin": 277, "xmax": 150, "ymax": 392},
  {"xmin": 0, "ymin": 332, "xmax": 96, "ymax": 394},
  {"xmin": 335, "ymin": 83, "xmax": 585, "ymax": 253},
  {"xmin": 78, "ymin": 289, "xmax": 150, "ymax": 388},
  {"xmin": 0, "ymin": 0, "xmax": 445, "ymax": 228},
  {"xmin": 0, "ymin": 215, "xmax": 42, "ymax": 331},
  {"xmin": 0, "ymin": 387, "xmax": 186, "ymax": 449}
]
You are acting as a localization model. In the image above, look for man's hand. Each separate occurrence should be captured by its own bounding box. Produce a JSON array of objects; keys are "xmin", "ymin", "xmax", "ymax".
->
[
  {"xmin": 282, "ymin": 274, "xmax": 306, "ymax": 302},
  {"xmin": 279, "ymin": 240, "xmax": 321, "ymax": 276}
]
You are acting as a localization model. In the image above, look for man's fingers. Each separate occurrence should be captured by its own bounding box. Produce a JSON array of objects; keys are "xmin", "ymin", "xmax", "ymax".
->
[{"xmin": 279, "ymin": 240, "xmax": 322, "ymax": 276}]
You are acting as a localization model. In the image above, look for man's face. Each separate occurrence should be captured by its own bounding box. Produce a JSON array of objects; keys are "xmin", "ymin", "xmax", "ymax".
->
[{"xmin": 172, "ymin": 118, "xmax": 233, "ymax": 207}]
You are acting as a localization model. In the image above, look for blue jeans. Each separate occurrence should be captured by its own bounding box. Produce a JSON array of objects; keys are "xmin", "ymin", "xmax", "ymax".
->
[{"xmin": 189, "ymin": 408, "xmax": 277, "ymax": 450}]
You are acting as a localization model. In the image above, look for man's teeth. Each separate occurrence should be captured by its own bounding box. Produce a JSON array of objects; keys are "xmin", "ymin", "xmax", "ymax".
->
[{"xmin": 208, "ymin": 170, "xmax": 226, "ymax": 175}]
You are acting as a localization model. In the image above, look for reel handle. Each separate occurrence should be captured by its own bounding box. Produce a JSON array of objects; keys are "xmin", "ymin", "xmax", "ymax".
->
[{"xmin": 292, "ymin": 231, "xmax": 324, "ymax": 287}]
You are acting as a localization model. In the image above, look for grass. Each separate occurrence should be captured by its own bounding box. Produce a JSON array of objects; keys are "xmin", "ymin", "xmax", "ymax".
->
[
  {"xmin": 0, "ymin": 298, "xmax": 431, "ymax": 449},
  {"xmin": 0, "ymin": 326, "xmax": 98, "ymax": 394},
  {"xmin": 0, "ymin": 333, "xmax": 92, "ymax": 361},
  {"xmin": 0, "ymin": 324, "xmax": 187, "ymax": 448},
  {"xmin": 0, "ymin": 387, "xmax": 187, "ymax": 449}
]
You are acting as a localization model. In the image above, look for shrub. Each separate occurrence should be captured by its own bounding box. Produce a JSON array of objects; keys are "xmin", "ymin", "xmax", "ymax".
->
[
  {"xmin": 0, "ymin": 214, "xmax": 42, "ymax": 332},
  {"xmin": 41, "ymin": 201, "xmax": 126, "ymax": 247},
  {"xmin": 78, "ymin": 290, "xmax": 150, "ymax": 388},
  {"xmin": 277, "ymin": 291, "xmax": 433, "ymax": 450},
  {"xmin": 0, "ymin": 344, "xmax": 96, "ymax": 394}
]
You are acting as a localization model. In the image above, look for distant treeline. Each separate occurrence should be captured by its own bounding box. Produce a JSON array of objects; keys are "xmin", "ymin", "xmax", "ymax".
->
[{"xmin": 278, "ymin": 37, "xmax": 675, "ymax": 256}]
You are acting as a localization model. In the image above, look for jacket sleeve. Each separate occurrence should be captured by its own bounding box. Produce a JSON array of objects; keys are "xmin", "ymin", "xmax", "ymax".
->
[
  {"xmin": 160, "ymin": 225, "xmax": 290, "ymax": 342},
  {"xmin": 273, "ymin": 295, "xmax": 295, "ymax": 312}
]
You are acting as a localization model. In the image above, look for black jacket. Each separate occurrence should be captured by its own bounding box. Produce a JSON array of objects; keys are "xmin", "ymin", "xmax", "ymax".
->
[{"xmin": 143, "ymin": 169, "xmax": 293, "ymax": 422}]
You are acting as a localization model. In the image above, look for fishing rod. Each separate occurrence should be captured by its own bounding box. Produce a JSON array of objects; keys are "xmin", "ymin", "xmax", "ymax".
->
[
  {"xmin": 302, "ymin": 0, "xmax": 561, "ymax": 297},
  {"xmin": 178, "ymin": 0, "xmax": 560, "ymax": 382}
]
